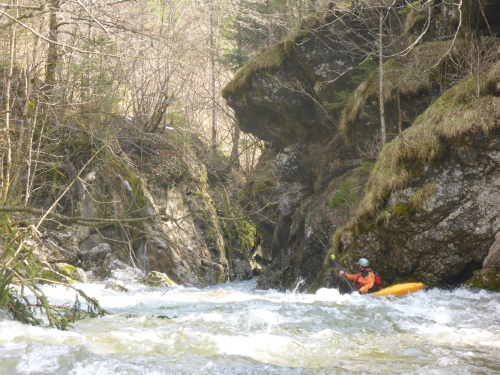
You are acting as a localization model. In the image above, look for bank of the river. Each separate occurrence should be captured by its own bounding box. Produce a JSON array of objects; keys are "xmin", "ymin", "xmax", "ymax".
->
[{"xmin": 1, "ymin": 279, "xmax": 499, "ymax": 374}]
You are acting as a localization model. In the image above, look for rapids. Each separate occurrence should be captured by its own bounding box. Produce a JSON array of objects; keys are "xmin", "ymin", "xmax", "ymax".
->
[{"xmin": 1, "ymin": 279, "xmax": 499, "ymax": 374}]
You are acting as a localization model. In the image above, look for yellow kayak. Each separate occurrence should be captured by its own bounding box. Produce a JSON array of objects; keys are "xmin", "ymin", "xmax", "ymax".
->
[{"xmin": 373, "ymin": 282, "xmax": 425, "ymax": 296}]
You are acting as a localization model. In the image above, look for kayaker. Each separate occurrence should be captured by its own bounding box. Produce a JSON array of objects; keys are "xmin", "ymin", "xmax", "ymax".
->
[{"xmin": 339, "ymin": 258, "xmax": 382, "ymax": 294}]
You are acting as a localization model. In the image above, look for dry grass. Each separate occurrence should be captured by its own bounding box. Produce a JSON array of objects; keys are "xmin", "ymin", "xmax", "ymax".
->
[
  {"xmin": 340, "ymin": 40, "xmax": 457, "ymax": 139},
  {"xmin": 222, "ymin": 43, "xmax": 291, "ymax": 99},
  {"xmin": 410, "ymin": 182, "xmax": 437, "ymax": 210},
  {"xmin": 355, "ymin": 60, "xmax": 500, "ymax": 219},
  {"xmin": 332, "ymin": 60, "xmax": 500, "ymax": 252},
  {"xmin": 340, "ymin": 77, "xmax": 377, "ymax": 138},
  {"xmin": 222, "ymin": 13, "xmax": 328, "ymax": 99},
  {"xmin": 418, "ymin": 77, "xmax": 500, "ymax": 139}
]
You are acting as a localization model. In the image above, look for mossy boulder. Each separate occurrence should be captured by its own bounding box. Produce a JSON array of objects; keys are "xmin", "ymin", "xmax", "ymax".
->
[
  {"xmin": 145, "ymin": 271, "xmax": 178, "ymax": 287},
  {"xmin": 222, "ymin": 9, "xmax": 377, "ymax": 149},
  {"xmin": 54, "ymin": 263, "xmax": 88, "ymax": 283},
  {"xmin": 39, "ymin": 267, "xmax": 70, "ymax": 283},
  {"xmin": 465, "ymin": 268, "xmax": 500, "ymax": 291}
]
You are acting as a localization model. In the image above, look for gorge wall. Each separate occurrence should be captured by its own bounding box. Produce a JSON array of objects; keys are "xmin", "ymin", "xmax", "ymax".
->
[
  {"xmin": 223, "ymin": 1, "xmax": 500, "ymax": 291},
  {"xmin": 33, "ymin": 128, "xmax": 255, "ymax": 288}
]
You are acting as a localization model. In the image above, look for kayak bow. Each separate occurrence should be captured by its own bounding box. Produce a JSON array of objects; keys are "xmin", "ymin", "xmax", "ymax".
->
[{"xmin": 373, "ymin": 282, "xmax": 424, "ymax": 296}]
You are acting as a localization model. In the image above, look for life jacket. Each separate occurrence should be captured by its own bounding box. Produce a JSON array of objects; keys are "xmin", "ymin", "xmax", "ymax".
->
[{"xmin": 355, "ymin": 269, "xmax": 383, "ymax": 293}]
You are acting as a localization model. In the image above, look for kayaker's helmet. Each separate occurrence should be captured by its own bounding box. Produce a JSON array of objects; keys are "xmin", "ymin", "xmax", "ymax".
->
[{"xmin": 357, "ymin": 258, "xmax": 369, "ymax": 267}]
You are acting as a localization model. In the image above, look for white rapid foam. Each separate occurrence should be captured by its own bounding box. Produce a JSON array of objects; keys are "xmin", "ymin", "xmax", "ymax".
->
[{"xmin": 1, "ymin": 280, "xmax": 499, "ymax": 374}]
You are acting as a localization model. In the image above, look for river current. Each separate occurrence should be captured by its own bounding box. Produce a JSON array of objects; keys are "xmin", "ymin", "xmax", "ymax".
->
[{"xmin": 0, "ymin": 278, "xmax": 499, "ymax": 374}]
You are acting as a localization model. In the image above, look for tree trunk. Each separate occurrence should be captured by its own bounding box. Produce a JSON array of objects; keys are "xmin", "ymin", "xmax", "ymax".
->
[
  {"xmin": 44, "ymin": 0, "xmax": 60, "ymax": 97},
  {"xmin": 378, "ymin": 9, "xmax": 386, "ymax": 146},
  {"xmin": 209, "ymin": 0, "xmax": 217, "ymax": 152},
  {"xmin": 1, "ymin": 4, "xmax": 17, "ymax": 203},
  {"xmin": 229, "ymin": 123, "xmax": 240, "ymax": 170}
]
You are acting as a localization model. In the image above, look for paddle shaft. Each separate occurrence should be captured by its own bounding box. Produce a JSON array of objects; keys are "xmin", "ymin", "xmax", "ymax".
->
[{"xmin": 330, "ymin": 256, "xmax": 356, "ymax": 292}]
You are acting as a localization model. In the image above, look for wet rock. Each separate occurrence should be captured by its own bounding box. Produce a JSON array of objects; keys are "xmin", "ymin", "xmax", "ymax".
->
[
  {"xmin": 54, "ymin": 263, "xmax": 88, "ymax": 283},
  {"xmin": 104, "ymin": 279, "xmax": 129, "ymax": 292},
  {"xmin": 145, "ymin": 271, "xmax": 178, "ymax": 287},
  {"xmin": 222, "ymin": 4, "xmax": 500, "ymax": 291},
  {"xmin": 231, "ymin": 258, "xmax": 253, "ymax": 281},
  {"xmin": 466, "ymin": 232, "xmax": 500, "ymax": 290},
  {"xmin": 93, "ymin": 255, "xmax": 145, "ymax": 282},
  {"xmin": 78, "ymin": 243, "xmax": 111, "ymax": 269}
]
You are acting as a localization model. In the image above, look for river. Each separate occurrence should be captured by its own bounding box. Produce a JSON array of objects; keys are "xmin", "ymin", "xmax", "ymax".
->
[{"xmin": 1, "ymin": 279, "xmax": 499, "ymax": 374}]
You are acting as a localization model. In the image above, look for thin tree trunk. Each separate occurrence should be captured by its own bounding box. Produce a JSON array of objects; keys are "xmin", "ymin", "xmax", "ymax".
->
[
  {"xmin": 209, "ymin": 1, "xmax": 217, "ymax": 152},
  {"xmin": 379, "ymin": 9, "xmax": 386, "ymax": 146},
  {"xmin": 1, "ymin": 5, "xmax": 17, "ymax": 203},
  {"xmin": 229, "ymin": 124, "xmax": 240, "ymax": 170},
  {"xmin": 44, "ymin": 0, "xmax": 60, "ymax": 96},
  {"xmin": 397, "ymin": 89, "xmax": 402, "ymax": 136}
]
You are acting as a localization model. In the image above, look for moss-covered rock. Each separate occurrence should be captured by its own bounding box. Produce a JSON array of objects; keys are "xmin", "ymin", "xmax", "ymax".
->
[
  {"xmin": 104, "ymin": 279, "xmax": 129, "ymax": 292},
  {"xmin": 39, "ymin": 267, "xmax": 70, "ymax": 283},
  {"xmin": 54, "ymin": 263, "xmax": 88, "ymax": 283},
  {"xmin": 330, "ymin": 61, "xmax": 500, "ymax": 289},
  {"xmin": 465, "ymin": 268, "xmax": 500, "ymax": 291},
  {"xmin": 145, "ymin": 271, "xmax": 178, "ymax": 287}
]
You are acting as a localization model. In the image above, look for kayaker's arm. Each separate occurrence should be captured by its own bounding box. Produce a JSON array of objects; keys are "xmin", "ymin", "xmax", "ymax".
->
[{"xmin": 343, "ymin": 272, "xmax": 360, "ymax": 283}]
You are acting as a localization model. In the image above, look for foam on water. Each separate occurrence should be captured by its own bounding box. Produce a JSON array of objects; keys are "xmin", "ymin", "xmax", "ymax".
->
[{"xmin": 1, "ymin": 280, "xmax": 500, "ymax": 374}]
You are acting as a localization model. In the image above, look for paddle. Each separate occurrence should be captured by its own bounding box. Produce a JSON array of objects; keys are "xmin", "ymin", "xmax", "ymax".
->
[{"xmin": 329, "ymin": 254, "xmax": 356, "ymax": 292}]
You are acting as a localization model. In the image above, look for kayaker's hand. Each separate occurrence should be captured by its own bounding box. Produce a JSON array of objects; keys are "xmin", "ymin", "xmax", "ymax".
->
[{"xmin": 339, "ymin": 270, "xmax": 345, "ymax": 277}]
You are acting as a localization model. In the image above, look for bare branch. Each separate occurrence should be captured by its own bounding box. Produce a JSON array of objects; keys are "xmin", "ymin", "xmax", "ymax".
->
[{"xmin": 0, "ymin": 9, "xmax": 121, "ymax": 57}]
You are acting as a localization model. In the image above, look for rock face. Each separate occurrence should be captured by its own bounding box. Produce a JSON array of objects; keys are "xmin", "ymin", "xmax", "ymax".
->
[
  {"xmin": 337, "ymin": 119, "xmax": 500, "ymax": 288},
  {"xmin": 223, "ymin": 3, "xmax": 500, "ymax": 291},
  {"xmin": 37, "ymin": 132, "xmax": 256, "ymax": 288},
  {"xmin": 331, "ymin": 62, "xmax": 500, "ymax": 291}
]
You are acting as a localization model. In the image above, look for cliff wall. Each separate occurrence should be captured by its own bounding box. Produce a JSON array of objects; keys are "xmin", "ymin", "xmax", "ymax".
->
[{"xmin": 223, "ymin": 2, "xmax": 500, "ymax": 291}]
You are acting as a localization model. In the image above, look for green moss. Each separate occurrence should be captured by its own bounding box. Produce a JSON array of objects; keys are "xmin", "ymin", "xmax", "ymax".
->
[
  {"xmin": 393, "ymin": 203, "xmax": 410, "ymax": 216},
  {"xmin": 465, "ymin": 268, "xmax": 500, "ymax": 291},
  {"xmin": 222, "ymin": 42, "xmax": 292, "ymax": 98},
  {"xmin": 409, "ymin": 168, "xmax": 423, "ymax": 178},
  {"xmin": 107, "ymin": 158, "xmax": 147, "ymax": 211},
  {"xmin": 146, "ymin": 271, "xmax": 178, "ymax": 287},
  {"xmin": 40, "ymin": 267, "xmax": 75, "ymax": 284},
  {"xmin": 355, "ymin": 60, "xmax": 500, "ymax": 220}
]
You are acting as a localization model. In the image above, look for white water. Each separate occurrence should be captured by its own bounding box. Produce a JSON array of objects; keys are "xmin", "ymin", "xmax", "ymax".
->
[{"xmin": 1, "ymin": 279, "xmax": 499, "ymax": 374}]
